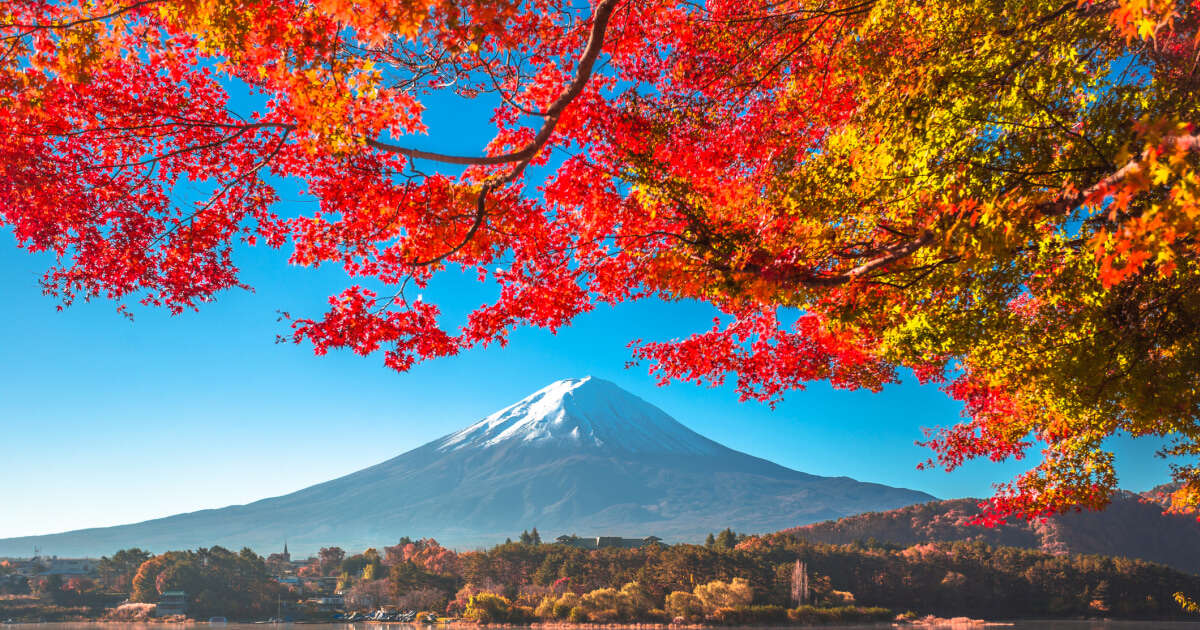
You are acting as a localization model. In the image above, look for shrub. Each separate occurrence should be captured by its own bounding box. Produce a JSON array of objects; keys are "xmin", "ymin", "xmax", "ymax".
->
[
  {"xmin": 581, "ymin": 587, "xmax": 622, "ymax": 617},
  {"xmin": 512, "ymin": 605, "xmax": 535, "ymax": 623},
  {"xmin": 786, "ymin": 605, "xmax": 892, "ymax": 624},
  {"xmin": 534, "ymin": 596, "xmax": 556, "ymax": 619},
  {"xmin": 665, "ymin": 591, "xmax": 704, "ymax": 622},
  {"xmin": 710, "ymin": 605, "xmax": 788, "ymax": 624},
  {"xmin": 619, "ymin": 581, "xmax": 654, "ymax": 616},
  {"xmin": 567, "ymin": 606, "xmax": 588, "ymax": 623},
  {"xmin": 463, "ymin": 592, "xmax": 513, "ymax": 623},
  {"xmin": 535, "ymin": 591, "xmax": 582, "ymax": 620},
  {"xmin": 694, "ymin": 578, "xmax": 753, "ymax": 611}
]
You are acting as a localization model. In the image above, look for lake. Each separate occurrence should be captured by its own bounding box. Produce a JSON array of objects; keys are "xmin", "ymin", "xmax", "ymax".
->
[{"xmin": 11, "ymin": 622, "xmax": 1200, "ymax": 630}]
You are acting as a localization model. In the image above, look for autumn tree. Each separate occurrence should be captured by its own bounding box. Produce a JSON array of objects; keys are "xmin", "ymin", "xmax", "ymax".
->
[
  {"xmin": 128, "ymin": 547, "xmax": 282, "ymax": 619},
  {"xmin": 318, "ymin": 547, "xmax": 345, "ymax": 576},
  {"xmin": 3, "ymin": 0, "xmax": 1200, "ymax": 522},
  {"xmin": 97, "ymin": 548, "xmax": 152, "ymax": 593}
]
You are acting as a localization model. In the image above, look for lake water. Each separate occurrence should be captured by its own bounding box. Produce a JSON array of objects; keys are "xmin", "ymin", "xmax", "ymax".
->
[{"xmin": 11, "ymin": 622, "xmax": 1200, "ymax": 630}]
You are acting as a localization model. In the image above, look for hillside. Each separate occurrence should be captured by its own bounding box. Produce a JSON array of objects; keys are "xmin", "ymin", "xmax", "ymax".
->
[{"xmin": 785, "ymin": 490, "xmax": 1200, "ymax": 574}]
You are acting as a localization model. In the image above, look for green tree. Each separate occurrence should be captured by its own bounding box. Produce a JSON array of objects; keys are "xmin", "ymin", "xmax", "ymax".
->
[{"xmin": 715, "ymin": 529, "xmax": 738, "ymax": 551}]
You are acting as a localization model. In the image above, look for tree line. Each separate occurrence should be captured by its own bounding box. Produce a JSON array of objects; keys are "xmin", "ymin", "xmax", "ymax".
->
[{"xmin": 76, "ymin": 531, "xmax": 1200, "ymax": 622}]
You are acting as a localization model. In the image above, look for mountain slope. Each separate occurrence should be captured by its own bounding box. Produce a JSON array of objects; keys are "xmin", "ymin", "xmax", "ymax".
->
[
  {"xmin": 0, "ymin": 377, "xmax": 934, "ymax": 557},
  {"xmin": 785, "ymin": 491, "xmax": 1200, "ymax": 574}
]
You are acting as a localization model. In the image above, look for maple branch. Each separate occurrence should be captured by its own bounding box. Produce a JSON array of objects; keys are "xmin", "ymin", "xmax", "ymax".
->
[
  {"xmin": 789, "ymin": 133, "xmax": 1200, "ymax": 288},
  {"xmin": 4, "ymin": 0, "xmax": 160, "ymax": 31},
  {"xmin": 383, "ymin": 0, "xmax": 619, "ymax": 271},
  {"xmin": 403, "ymin": 186, "xmax": 492, "ymax": 268},
  {"xmin": 365, "ymin": 0, "xmax": 619, "ymax": 170},
  {"xmin": 1035, "ymin": 133, "xmax": 1200, "ymax": 218}
]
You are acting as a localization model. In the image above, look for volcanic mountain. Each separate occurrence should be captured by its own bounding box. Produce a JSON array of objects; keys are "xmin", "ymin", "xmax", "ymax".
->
[{"xmin": 0, "ymin": 377, "xmax": 934, "ymax": 556}]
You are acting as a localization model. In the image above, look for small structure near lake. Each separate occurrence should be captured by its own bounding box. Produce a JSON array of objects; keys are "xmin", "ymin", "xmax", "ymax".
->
[{"xmin": 155, "ymin": 590, "xmax": 187, "ymax": 617}]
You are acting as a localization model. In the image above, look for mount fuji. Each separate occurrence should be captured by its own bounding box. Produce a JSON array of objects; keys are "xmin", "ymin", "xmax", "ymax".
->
[{"xmin": 0, "ymin": 377, "xmax": 934, "ymax": 556}]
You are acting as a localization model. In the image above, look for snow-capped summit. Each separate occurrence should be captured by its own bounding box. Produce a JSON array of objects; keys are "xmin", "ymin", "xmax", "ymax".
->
[
  {"xmin": 435, "ymin": 376, "xmax": 723, "ymax": 455},
  {"xmin": 0, "ymin": 377, "xmax": 936, "ymax": 556}
]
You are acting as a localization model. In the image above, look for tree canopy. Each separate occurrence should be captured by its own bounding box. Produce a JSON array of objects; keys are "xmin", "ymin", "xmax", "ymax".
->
[{"xmin": 3, "ymin": 0, "xmax": 1199, "ymax": 521}]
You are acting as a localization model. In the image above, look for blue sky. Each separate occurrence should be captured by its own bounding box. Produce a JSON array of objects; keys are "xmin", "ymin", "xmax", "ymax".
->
[
  {"xmin": 0, "ymin": 231, "xmax": 1176, "ymax": 541},
  {"xmin": 0, "ymin": 61, "xmax": 1178, "ymax": 544}
]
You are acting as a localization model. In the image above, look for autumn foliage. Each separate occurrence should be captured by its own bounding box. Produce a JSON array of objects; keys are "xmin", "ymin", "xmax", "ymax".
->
[{"xmin": 3, "ymin": 0, "xmax": 1200, "ymax": 522}]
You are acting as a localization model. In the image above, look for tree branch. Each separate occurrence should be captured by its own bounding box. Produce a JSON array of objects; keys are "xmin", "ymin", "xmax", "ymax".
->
[
  {"xmin": 791, "ymin": 133, "xmax": 1200, "ymax": 288},
  {"xmin": 1034, "ymin": 133, "xmax": 1200, "ymax": 218},
  {"xmin": 365, "ymin": 0, "xmax": 619, "ymax": 173}
]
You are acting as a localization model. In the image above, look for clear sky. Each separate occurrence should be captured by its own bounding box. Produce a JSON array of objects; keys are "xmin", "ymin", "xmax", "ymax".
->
[{"xmin": 0, "ymin": 75, "xmax": 1178, "ymax": 544}]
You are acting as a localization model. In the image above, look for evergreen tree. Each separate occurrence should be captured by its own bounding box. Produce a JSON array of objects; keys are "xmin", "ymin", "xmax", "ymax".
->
[
  {"xmin": 530, "ymin": 528, "xmax": 542, "ymax": 545},
  {"xmin": 715, "ymin": 528, "xmax": 737, "ymax": 550}
]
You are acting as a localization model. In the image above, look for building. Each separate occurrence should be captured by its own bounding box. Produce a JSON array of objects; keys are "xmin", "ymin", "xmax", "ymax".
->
[
  {"xmin": 555, "ymin": 535, "xmax": 663, "ymax": 549},
  {"xmin": 305, "ymin": 595, "xmax": 344, "ymax": 612},
  {"xmin": 40, "ymin": 558, "xmax": 97, "ymax": 577},
  {"xmin": 267, "ymin": 541, "xmax": 291, "ymax": 565},
  {"xmin": 3, "ymin": 556, "xmax": 97, "ymax": 579},
  {"xmin": 156, "ymin": 590, "xmax": 187, "ymax": 617},
  {"xmin": 304, "ymin": 576, "xmax": 340, "ymax": 595}
]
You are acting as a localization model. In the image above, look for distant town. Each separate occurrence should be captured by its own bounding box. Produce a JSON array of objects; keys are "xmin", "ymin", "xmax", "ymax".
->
[{"xmin": 3, "ymin": 527, "xmax": 1200, "ymax": 625}]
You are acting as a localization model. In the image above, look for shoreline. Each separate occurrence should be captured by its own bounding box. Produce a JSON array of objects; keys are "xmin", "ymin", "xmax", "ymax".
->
[{"xmin": 0, "ymin": 616, "xmax": 1171, "ymax": 627}]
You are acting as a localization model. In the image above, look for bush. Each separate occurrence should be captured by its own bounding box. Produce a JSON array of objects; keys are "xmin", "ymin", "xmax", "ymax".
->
[
  {"xmin": 694, "ymin": 578, "xmax": 753, "ymax": 611},
  {"xmin": 512, "ymin": 605, "xmax": 535, "ymax": 623},
  {"xmin": 463, "ymin": 592, "xmax": 514, "ymax": 623},
  {"xmin": 534, "ymin": 591, "xmax": 582, "ymax": 620},
  {"xmin": 665, "ymin": 591, "xmax": 704, "ymax": 622},
  {"xmin": 567, "ymin": 606, "xmax": 588, "ymax": 623},
  {"xmin": 786, "ymin": 605, "xmax": 892, "ymax": 624},
  {"xmin": 710, "ymin": 605, "xmax": 788, "ymax": 624},
  {"xmin": 534, "ymin": 596, "xmax": 556, "ymax": 619}
]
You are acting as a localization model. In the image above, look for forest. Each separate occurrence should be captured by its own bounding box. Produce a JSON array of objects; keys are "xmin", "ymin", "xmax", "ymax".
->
[
  {"xmin": 7, "ymin": 532, "xmax": 1191, "ymax": 623},
  {"xmin": 436, "ymin": 533, "xmax": 1200, "ymax": 621}
]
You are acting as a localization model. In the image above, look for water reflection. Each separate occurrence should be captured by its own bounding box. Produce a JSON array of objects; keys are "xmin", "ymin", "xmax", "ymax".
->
[{"xmin": 9, "ymin": 622, "xmax": 1200, "ymax": 630}]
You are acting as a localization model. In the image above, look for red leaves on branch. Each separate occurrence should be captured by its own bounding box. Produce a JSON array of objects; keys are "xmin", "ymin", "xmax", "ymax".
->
[
  {"xmin": 632, "ymin": 311, "xmax": 895, "ymax": 404},
  {"xmin": 5, "ymin": 0, "xmax": 1200, "ymax": 522}
]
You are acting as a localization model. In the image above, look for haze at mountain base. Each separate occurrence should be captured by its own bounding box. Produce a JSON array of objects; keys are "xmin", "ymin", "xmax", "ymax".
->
[{"xmin": 0, "ymin": 377, "xmax": 934, "ymax": 556}]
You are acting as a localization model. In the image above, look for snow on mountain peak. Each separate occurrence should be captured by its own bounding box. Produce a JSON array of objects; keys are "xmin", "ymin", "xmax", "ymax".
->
[{"xmin": 435, "ymin": 376, "xmax": 724, "ymax": 455}]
